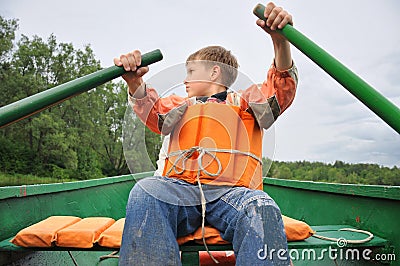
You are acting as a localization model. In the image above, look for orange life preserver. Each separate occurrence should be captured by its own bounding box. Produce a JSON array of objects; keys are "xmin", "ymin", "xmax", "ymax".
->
[{"xmin": 163, "ymin": 102, "xmax": 263, "ymax": 190}]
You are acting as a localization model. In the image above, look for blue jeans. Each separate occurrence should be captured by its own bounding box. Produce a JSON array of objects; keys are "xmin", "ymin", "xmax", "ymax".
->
[{"xmin": 119, "ymin": 176, "xmax": 289, "ymax": 265}]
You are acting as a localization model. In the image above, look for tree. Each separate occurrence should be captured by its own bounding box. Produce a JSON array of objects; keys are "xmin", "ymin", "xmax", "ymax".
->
[
  {"xmin": 273, "ymin": 165, "xmax": 293, "ymax": 180},
  {"xmin": 0, "ymin": 17, "xmax": 18, "ymax": 62},
  {"xmin": 0, "ymin": 16, "xmax": 158, "ymax": 181},
  {"xmin": 264, "ymin": 159, "xmax": 399, "ymax": 186}
]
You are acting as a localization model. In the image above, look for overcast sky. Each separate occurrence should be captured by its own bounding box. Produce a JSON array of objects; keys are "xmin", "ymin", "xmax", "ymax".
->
[{"xmin": 2, "ymin": 0, "xmax": 399, "ymax": 167}]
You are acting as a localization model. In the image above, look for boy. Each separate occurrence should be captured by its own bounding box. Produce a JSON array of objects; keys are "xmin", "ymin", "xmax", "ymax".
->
[{"xmin": 115, "ymin": 2, "xmax": 297, "ymax": 265}]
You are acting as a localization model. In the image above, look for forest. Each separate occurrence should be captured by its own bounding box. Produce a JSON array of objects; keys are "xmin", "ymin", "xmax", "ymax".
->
[
  {"xmin": 262, "ymin": 159, "xmax": 399, "ymax": 186},
  {"xmin": 1, "ymin": 16, "xmax": 399, "ymax": 186}
]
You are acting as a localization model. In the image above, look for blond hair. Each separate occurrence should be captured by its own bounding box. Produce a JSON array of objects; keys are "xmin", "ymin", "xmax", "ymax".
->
[{"xmin": 187, "ymin": 46, "xmax": 239, "ymax": 88}]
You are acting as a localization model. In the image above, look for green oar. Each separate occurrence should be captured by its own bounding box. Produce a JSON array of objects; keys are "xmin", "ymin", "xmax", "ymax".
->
[
  {"xmin": 254, "ymin": 3, "xmax": 400, "ymax": 134},
  {"xmin": 0, "ymin": 49, "xmax": 163, "ymax": 128}
]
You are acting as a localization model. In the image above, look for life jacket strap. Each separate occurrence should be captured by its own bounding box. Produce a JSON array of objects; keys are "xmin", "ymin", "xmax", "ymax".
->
[{"xmin": 165, "ymin": 146, "xmax": 263, "ymax": 178}]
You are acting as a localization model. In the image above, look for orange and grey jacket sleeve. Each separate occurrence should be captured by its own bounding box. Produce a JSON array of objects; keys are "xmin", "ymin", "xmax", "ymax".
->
[
  {"xmin": 241, "ymin": 62, "xmax": 298, "ymax": 129},
  {"xmin": 128, "ymin": 86, "xmax": 189, "ymax": 135}
]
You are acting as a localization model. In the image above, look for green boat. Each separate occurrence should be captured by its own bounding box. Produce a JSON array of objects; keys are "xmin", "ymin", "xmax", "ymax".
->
[
  {"xmin": 0, "ymin": 172, "xmax": 399, "ymax": 265},
  {"xmin": 1, "ymin": 4, "xmax": 399, "ymax": 265}
]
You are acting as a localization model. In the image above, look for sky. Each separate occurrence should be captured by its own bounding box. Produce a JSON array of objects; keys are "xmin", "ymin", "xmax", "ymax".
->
[{"xmin": 1, "ymin": 0, "xmax": 399, "ymax": 167}]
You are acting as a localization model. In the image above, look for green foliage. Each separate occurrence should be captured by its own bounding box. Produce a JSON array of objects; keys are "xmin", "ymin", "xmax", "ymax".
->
[
  {"xmin": 0, "ymin": 15, "xmax": 161, "ymax": 184},
  {"xmin": 267, "ymin": 160, "xmax": 400, "ymax": 186},
  {"xmin": 0, "ymin": 17, "xmax": 18, "ymax": 62},
  {"xmin": 0, "ymin": 172, "xmax": 78, "ymax": 186},
  {"xmin": 122, "ymin": 108, "xmax": 161, "ymax": 174},
  {"xmin": 145, "ymin": 127, "xmax": 162, "ymax": 167}
]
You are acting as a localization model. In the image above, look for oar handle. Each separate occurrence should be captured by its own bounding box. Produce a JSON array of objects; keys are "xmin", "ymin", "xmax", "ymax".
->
[
  {"xmin": 139, "ymin": 49, "xmax": 163, "ymax": 67},
  {"xmin": 253, "ymin": 3, "xmax": 400, "ymax": 134},
  {"xmin": 0, "ymin": 49, "xmax": 163, "ymax": 128}
]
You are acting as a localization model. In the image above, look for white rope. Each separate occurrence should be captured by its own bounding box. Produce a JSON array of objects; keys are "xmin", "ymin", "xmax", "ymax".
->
[
  {"xmin": 99, "ymin": 251, "xmax": 119, "ymax": 261},
  {"xmin": 166, "ymin": 146, "xmax": 262, "ymax": 177},
  {"xmin": 312, "ymin": 228, "xmax": 374, "ymax": 244},
  {"xmin": 196, "ymin": 152, "xmax": 219, "ymax": 264}
]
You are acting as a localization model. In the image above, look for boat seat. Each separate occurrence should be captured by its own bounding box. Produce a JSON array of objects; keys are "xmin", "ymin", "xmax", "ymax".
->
[
  {"xmin": 2, "ymin": 215, "xmax": 315, "ymax": 249},
  {"xmin": 0, "ymin": 217, "xmax": 389, "ymax": 265}
]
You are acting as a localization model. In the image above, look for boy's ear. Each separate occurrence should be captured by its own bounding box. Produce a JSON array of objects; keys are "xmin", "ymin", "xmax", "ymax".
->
[{"xmin": 210, "ymin": 65, "xmax": 221, "ymax": 81}]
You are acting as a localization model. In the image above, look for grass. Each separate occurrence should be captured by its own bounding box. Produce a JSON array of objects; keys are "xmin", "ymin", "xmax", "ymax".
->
[{"xmin": 0, "ymin": 173, "xmax": 79, "ymax": 187}]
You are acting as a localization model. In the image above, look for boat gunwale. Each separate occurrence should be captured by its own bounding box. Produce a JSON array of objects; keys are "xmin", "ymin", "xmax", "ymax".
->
[
  {"xmin": 0, "ymin": 171, "xmax": 153, "ymax": 200},
  {"xmin": 263, "ymin": 177, "xmax": 400, "ymax": 200},
  {"xmin": 0, "ymin": 173, "xmax": 398, "ymax": 201}
]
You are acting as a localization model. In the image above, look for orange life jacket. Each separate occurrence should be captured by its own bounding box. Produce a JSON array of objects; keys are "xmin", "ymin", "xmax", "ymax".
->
[{"xmin": 163, "ymin": 102, "xmax": 263, "ymax": 190}]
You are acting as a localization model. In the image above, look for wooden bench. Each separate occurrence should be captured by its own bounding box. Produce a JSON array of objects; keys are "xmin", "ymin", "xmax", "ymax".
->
[{"xmin": 0, "ymin": 225, "xmax": 389, "ymax": 265}]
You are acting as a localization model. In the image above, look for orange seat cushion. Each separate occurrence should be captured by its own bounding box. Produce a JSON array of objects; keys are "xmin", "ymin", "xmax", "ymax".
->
[
  {"xmin": 177, "ymin": 215, "xmax": 314, "ymax": 245},
  {"xmin": 282, "ymin": 215, "xmax": 315, "ymax": 241},
  {"xmin": 10, "ymin": 216, "xmax": 81, "ymax": 247},
  {"xmin": 56, "ymin": 217, "xmax": 115, "ymax": 248},
  {"xmin": 11, "ymin": 214, "xmax": 314, "ymax": 248},
  {"xmin": 98, "ymin": 218, "xmax": 125, "ymax": 248},
  {"xmin": 177, "ymin": 226, "xmax": 230, "ymax": 245}
]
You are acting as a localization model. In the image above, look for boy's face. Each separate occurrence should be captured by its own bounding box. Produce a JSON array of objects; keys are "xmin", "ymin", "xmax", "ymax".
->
[{"xmin": 184, "ymin": 61, "xmax": 214, "ymax": 98}]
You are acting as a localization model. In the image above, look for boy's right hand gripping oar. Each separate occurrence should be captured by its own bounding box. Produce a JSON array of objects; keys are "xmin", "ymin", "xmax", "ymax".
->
[{"xmin": 253, "ymin": 3, "xmax": 400, "ymax": 134}]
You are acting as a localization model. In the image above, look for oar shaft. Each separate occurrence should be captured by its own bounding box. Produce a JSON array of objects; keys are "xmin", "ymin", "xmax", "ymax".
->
[
  {"xmin": 0, "ymin": 49, "xmax": 163, "ymax": 128},
  {"xmin": 254, "ymin": 4, "xmax": 400, "ymax": 134}
]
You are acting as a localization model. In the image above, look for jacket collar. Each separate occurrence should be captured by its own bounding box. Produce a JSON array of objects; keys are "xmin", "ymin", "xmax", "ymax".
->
[{"xmin": 196, "ymin": 90, "xmax": 227, "ymax": 103}]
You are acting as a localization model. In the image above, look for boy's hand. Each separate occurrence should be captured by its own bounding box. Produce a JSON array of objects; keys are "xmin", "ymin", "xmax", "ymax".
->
[
  {"xmin": 114, "ymin": 50, "xmax": 149, "ymax": 95},
  {"xmin": 256, "ymin": 2, "xmax": 293, "ymax": 43}
]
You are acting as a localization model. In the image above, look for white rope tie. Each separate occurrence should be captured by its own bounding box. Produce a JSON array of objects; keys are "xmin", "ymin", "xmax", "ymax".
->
[
  {"xmin": 313, "ymin": 228, "xmax": 374, "ymax": 244},
  {"xmin": 165, "ymin": 146, "xmax": 263, "ymax": 264},
  {"xmin": 166, "ymin": 146, "xmax": 262, "ymax": 177}
]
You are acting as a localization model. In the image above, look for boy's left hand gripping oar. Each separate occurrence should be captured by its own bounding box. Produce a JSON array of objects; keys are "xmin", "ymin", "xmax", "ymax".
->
[{"xmin": 0, "ymin": 49, "xmax": 163, "ymax": 128}]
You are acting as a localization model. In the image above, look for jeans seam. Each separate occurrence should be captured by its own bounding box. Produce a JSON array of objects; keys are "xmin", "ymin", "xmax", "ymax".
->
[
  {"xmin": 241, "ymin": 195, "xmax": 274, "ymax": 211},
  {"xmin": 221, "ymin": 193, "xmax": 272, "ymax": 211},
  {"xmin": 150, "ymin": 176, "xmax": 192, "ymax": 187}
]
